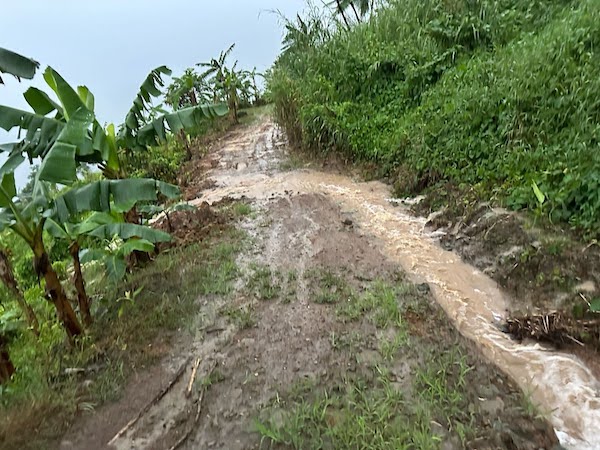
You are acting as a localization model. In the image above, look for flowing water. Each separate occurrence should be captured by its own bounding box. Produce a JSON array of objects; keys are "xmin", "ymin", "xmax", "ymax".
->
[{"xmin": 192, "ymin": 120, "xmax": 600, "ymax": 450}]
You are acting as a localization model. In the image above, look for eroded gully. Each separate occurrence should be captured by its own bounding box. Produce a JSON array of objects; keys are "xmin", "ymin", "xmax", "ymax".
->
[{"xmin": 191, "ymin": 119, "xmax": 600, "ymax": 450}]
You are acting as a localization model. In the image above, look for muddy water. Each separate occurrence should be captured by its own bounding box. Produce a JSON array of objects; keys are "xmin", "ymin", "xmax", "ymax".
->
[{"xmin": 192, "ymin": 120, "xmax": 600, "ymax": 450}]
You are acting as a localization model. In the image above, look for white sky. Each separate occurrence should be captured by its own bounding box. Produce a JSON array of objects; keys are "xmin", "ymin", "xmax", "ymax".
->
[{"xmin": 0, "ymin": 0, "xmax": 310, "ymax": 187}]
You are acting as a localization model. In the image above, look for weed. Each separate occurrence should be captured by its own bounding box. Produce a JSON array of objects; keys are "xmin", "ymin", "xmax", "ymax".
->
[
  {"xmin": 224, "ymin": 305, "xmax": 256, "ymax": 329},
  {"xmin": 378, "ymin": 331, "xmax": 409, "ymax": 361},
  {"xmin": 336, "ymin": 279, "xmax": 414, "ymax": 329},
  {"xmin": 232, "ymin": 202, "xmax": 253, "ymax": 218},
  {"xmin": 307, "ymin": 268, "xmax": 352, "ymax": 305},
  {"xmin": 246, "ymin": 264, "xmax": 282, "ymax": 300}
]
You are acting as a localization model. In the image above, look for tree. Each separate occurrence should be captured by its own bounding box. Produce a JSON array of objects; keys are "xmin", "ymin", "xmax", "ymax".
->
[
  {"xmin": 46, "ymin": 206, "xmax": 173, "ymax": 322},
  {"xmin": 165, "ymin": 68, "xmax": 210, "ymax": 110},
  {"xmin": 0, "ymin": 51, "xmax": 223, "ymax": 338},
  {"xmin": 0, "ymin": 66, "xmax": 227, "ymax": 186},
  {"xmin": 198, "ymin": 43, "xmax": 236, "ymax": 102}
]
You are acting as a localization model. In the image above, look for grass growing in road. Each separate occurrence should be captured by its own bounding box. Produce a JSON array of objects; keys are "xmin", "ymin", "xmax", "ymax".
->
[
  {"xmin": 246, "ymin": 264, "xmax": 282, "ymax": 300},
  {"xmin": 256, "ymin": 358, "xmax": 474, "ymax": 450},
  {"xmin": 336, "ymin": 279, "xmax": 416, "ymax": 329}
]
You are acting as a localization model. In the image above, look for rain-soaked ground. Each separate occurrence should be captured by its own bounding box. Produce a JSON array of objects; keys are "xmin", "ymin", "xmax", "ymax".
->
[{"xmin": 62, "ymin": 118, "xmax": 599, "ymax": 450}]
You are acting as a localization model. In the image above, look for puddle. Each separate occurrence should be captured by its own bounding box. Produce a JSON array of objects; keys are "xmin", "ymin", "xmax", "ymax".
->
[{"xmin": 191, "ymin": 120, "xmax": 600, "ymax": 450}]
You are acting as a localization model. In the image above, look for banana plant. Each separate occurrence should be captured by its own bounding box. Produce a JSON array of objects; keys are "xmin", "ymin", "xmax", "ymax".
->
[
  {"xmin": 0, "ymin": 173, "xmax": 83, "ymax": 339},
  {"xmin": 46, "ymin": 209, "xmax": 171, "ymax": 325},
  {"xmin": 0, "ymin": 64, "xmax": 227, "ymax": 186},
  {"xmin": 165, "ymin": 68, "xmax": 211, "ymax": 110},
  {"xmin": 0, "ymin": 167, "xmax": 180, "ymax": 338},
  {"xmin": 198, "ymin": 44, "xmax": 236, "ymax": 102}
]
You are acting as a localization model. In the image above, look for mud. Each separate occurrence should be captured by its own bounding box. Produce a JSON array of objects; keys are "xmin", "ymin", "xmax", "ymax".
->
[
  {"xmin": 154, "ymin": 201, "xmax": 227, "ymax": 247},
  {"xmin": 61, "ymin": 117, "xmax": 599, "ymax": 450},
  {"xmin": 423, "ymin": 200, "xmax": 600, "ymax": 315}
]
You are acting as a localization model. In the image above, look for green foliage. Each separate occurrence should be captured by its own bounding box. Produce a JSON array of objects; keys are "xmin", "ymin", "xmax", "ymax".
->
[
  {"xmin": 128, "ymin": 137, "xmax": 186, "ymax": 185},
  {"xmin": 270, "ymin": 0, "xmax": 600, "ymax": 235},
  {"xmin": 0, "ymin": 47, "xmax": 39, "ymax": 84}
]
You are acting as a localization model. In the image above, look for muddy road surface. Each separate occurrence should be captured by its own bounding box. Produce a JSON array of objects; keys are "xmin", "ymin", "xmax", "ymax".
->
[{"xmin": 62, "ymin": 118, "xmax": 599, "ymax": 450}]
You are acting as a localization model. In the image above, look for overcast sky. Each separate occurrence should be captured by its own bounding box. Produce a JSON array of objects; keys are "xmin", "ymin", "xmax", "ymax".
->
[{"xmin": 0, "ymin": 0, "xmax": 311, "ymax": 188}]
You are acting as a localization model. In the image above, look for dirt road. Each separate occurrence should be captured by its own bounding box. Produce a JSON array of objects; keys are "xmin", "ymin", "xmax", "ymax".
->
[{"xmin": 62, "ymin": 118, "xmax": 599, "ymax": 450}]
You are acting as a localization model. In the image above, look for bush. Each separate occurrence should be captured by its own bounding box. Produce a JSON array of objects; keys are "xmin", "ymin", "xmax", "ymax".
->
[
  {"xmin": 269, "ymin": 0, "xmax": 600, "ymax": 235},
  {"xmin": 128, "ymin": 137, "xmax": 187, "ymax": 185}
]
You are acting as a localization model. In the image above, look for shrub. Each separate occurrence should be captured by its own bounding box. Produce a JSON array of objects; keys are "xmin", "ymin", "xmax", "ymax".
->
[{"xmin": 269, "ymin": 0, "xmax": 600, "ymax": 235}]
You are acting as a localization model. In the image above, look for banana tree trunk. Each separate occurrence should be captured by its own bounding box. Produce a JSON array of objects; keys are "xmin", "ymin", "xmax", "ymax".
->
[
  {"xmin": 0, "ymin": 250, "xmax": 39, "ymax": 336},
  {"xmin": 0, "ymin": 335, "xmax": 14, "ymax": 384},
  {"xmin": 69, "ymin": 241, "xmax": 92, "ymax": 327},
  {"xmin": 32, "ymin": 239, "xmax": 83, "ymax": 339},
  {"xmin": 229, "ymin": 91, "xmax": 239, "ymax": 124}
]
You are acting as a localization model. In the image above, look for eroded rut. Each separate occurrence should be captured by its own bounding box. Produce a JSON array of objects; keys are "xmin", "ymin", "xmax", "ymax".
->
[{"xmin": 64, "ymin": 118, "xmax": 599, "ymax": 450}]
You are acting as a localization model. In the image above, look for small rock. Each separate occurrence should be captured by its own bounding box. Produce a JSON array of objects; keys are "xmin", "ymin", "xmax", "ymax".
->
[
  {"xmin": 416, "ymin": 283, "xmax": 430, "ymax": 294},
  {"xmin": 342, "ymin": 218, "xmax": 353, "ymax": 226},
  {"xmin": 479, "ymin": 397, "xmax": 505, "ymax": 415}
]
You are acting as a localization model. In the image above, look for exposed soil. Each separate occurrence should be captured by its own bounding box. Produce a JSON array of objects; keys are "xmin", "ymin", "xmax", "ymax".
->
[
  {"xmin": 58, "ymin": 116, "xmax": 600, "ymax": 450},
  {"xmin": 154, "ymin": 201, "xmax": 228, "ymax": 247}
]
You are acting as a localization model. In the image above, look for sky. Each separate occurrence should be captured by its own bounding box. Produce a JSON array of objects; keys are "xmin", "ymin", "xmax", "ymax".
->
[{"xmin": 0, "ymin": 0, "xmax": 311, "ymax": 188}]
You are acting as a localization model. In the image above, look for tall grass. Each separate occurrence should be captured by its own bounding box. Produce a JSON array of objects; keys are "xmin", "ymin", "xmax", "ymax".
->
[{"xmin": 269, "ymin": 0, "xmax": 600, "ymax": 235}]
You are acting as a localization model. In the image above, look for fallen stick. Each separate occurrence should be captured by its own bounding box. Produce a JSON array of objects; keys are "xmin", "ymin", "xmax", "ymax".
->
[
  {"xmin": 169, "ymin": 361, "xmax": 217, "ymax": 450},
  {"xmin": 107, "ymin": 356, "xmax": 192, "ymax": 447},
  {"xmin": 186, "ymin": 358, "xmax": 201, "ymax": 398}
]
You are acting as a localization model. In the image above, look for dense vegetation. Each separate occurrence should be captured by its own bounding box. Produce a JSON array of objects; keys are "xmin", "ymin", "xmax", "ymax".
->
[
  {"xmin": 268, "ymin": 0, "xmax": 600, "ymax": 235},
  {"xmin": 0, "ymin": 44, "xmax": 260, "ymax": 446}
]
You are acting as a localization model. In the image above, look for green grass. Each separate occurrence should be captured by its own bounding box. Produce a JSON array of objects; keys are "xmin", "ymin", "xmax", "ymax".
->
[
  {"xmin": 269, "ymin": 0, "xmax": 600, "ymax": 236},
  {"xmin": 246, "ymin": 264, "xmax": 282, "ymax": 301},
  {"xmin": 223, "ymin": 305, "xmax": 256, "ymax": 330},
  {"xmin": 306, "ymin": 268, "xmax": 353, "ymax": 305},
  {"xmin": 256, "ymin": 353, "xmax": 475, "ymax": 450},
  {"xmin": 0, "ymin": 226, "xmax": 246, "ymax": 449},
  {"xmin": 336, "ymin": 279, "xmax": 416, "ymax": 329}
]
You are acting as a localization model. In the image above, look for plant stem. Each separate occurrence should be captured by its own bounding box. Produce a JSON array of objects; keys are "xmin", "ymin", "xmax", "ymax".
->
[{"xmin": 69, "ymin": 241, "xmax": 92, "ymax": 327}]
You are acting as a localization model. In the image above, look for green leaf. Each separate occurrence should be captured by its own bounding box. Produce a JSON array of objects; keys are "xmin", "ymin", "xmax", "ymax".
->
[
  {"xmin": 136, "ymin": 103, "xmax": 228, "ymax": 147},
  {"xmin": 121, "ymin": 66, "xmax": 172, "ymax": 147},
  {"xmin": 120, "ymin": 239, "xmax": 155, "ymax": 256},
  {"xmin": 106, "ymin": 255, "xmax": 127, "ymax": 281},
  {"xmin": 0, "ymin": 105, "xmax": 64, "ymax": 159},
  {"xmin": 590, "ymin": 298, "xmax": 600, "ymax": 313},
  {"xmin": 23, "ymin": 87, "xmax": 64, "ymax": 117},
  {"xmin": 77, "ymin": 86, "xmax": 95, "ymax": 112},
  {"xmin": 38, "ymin": 107, "xmax": 95, "ymax": 184},
  {"xmin": 52, "ymin": 178, "xmax": 180, "ymax": 223},
  {"xmin": 0, "ymin": 152, "xmax": 25, "ymax": 177},
  {"xmin": 44, "ymin": 218, "xmax": 71, "ymax": 240},
  {"xmin": 0, "ymin": 47, "xmax": 39, "ymax": 83},
  {"xmin": 532, "ymin": 181, "xmax": 545, "ymax": 205},
  {"xmin": 0, "ymin": 173, "xmax": 17, "ymax": 207},
  {"xmin": 43, "ymin": 67, "xmax": 86, "ymax": 120},
  {"xmin": 87, "ymin": 223, "xmax": 171, "ymax": 243},
  {"xmin": 38, "ymin": 143, "xmax": 77, "ymax": 185}
]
